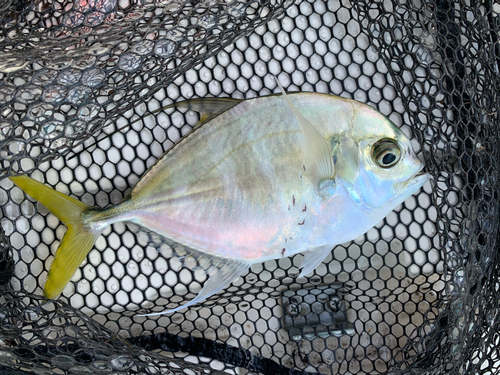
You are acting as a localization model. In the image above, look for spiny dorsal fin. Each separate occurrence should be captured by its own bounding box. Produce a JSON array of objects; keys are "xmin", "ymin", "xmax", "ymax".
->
[{"xmin": 274, "ymin": 78, "xmax": 335, "ymax": 191}]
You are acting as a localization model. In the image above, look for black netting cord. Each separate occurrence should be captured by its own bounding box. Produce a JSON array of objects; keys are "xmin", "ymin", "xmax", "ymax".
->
[
  {"xmin": 129, "ymin": 332, "xmax": 310, "ymax": 375},
  {"xmin": 0, "ymin": 227, "xmax": 229, "ymax": 375},
  {"xmin": 1, "ymin": 225, "xmax": 314, "ymax": 375},
  {"xmin": 1, "ymin": 0, "xmax": 500, "ymax": 374},
  {"xmin": 0, "ymin": 221, "xmax": 14, "ymax": 286},
  {"xmin": 354, "ymin": 0, "xmax": 500, "ymax": 374},
  {"xmin": 0, "ymin": 0, "xmax": 293, "ymax": 179}
]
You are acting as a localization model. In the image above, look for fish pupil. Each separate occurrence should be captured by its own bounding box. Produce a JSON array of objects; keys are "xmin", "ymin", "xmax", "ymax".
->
[{"xmin": 382, "ymin": 153, "xmax": 396, "ymax": 165}]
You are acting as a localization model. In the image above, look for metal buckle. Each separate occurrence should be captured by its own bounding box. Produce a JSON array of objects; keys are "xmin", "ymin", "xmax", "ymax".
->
[{"xmin": 282, "ymin": 283, "xmax": 354, "ymax": 341}]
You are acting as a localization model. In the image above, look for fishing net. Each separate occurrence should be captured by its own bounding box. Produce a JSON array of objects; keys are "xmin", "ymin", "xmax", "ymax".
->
[{"xmin": 0, "ymin": 0, "xmax": 499, "ymax": 373}]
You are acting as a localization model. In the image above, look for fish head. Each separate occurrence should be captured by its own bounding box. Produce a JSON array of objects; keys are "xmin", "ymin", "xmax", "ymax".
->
[{"xmin": 333, "ymin": 105, "xmax": 430, "ymax": 213}]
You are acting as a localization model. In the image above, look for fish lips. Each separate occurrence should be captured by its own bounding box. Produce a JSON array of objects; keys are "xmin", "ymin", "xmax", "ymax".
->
[
  {"xmin": 392, "ymin": 165, "xmax": 430, "ymax": 200},
  {"xmin": 406, "ymin": 166, "xmax": 431, "ymax": 190}
]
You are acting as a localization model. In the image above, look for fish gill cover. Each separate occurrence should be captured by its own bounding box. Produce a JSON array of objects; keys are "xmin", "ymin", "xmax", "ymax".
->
[{"xmin": 0, "ymin": 0, "xmax": 499, "ymax": 374}]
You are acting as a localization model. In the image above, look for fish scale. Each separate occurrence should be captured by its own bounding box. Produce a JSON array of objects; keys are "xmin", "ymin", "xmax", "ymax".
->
[{"xmin": 9, "ymin": 89, "xmax": 429, "ymax": 316}]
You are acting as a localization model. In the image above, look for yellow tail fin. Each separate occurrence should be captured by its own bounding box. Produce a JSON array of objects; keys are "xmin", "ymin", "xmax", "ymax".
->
[{"xmin": 10, "ymin": 175, "xmax": 101, "ymax": 299}]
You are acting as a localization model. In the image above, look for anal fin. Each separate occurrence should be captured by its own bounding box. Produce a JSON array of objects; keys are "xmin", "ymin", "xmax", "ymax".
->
[
  {"xmin": 298, "ymin": 245, "xmax": 333, "ymax": 278},
  {"xmin": 140, "ymin": 258, "xmax": 249, "ymax": 316}
]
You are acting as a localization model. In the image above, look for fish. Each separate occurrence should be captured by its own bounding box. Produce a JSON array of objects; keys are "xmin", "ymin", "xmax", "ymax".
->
[{"xmin": 9, "ymin": 84, "xmax": 430, "ymax": 316}]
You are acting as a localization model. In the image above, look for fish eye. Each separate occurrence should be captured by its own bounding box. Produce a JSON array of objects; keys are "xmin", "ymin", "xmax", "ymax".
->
[{"xmin": 372, "ymin": 139, "xmax": 401, "ymax": 169}]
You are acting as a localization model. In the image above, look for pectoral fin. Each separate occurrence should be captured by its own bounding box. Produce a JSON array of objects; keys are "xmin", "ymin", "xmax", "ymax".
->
[
  {"xmin": 298, "ymin": 245, "xmax": 333, "ymax": 278},
  {"xmin": 140, "ymin": 259, "xmax": 249, "ymax": 316},
  {"xmin": 333, "ymin": 138, "xmax": 366, "ymax": 209},
  {"xmin": 275, "ymin": 78, "xmax": 335, "ymax": 193}
]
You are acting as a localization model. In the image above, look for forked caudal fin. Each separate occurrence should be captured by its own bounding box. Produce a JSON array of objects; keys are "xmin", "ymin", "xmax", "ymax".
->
[{"xmin": 9, "ymin": 175, "xmax": 103, "ymax": 300}]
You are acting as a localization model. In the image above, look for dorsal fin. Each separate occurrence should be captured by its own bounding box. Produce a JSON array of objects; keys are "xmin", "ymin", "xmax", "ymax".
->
[
  {"xmin": 169, "ymin": 97, "xmax": 241, "ymax": 120},
  {"xmin": 170, "ymin": 97, "xmax": 242, "ymax": 129}
]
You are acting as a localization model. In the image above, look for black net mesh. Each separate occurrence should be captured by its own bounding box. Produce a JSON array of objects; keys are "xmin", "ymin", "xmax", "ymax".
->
[{"xmin": 0, "ymin": 0, "xmax": 499, "ymax": 374}]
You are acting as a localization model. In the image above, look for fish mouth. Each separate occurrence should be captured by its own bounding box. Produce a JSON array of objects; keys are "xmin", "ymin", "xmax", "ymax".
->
[
  {"xmin": 393, "ymin": 165, "xmax": 430, "ymax": 200},
  {"xmin": 408, "ymin": 165, "xmax": 431, "ymax": 187}
]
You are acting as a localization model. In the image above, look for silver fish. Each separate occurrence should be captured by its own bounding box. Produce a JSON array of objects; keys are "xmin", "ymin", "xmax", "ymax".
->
[{"xmin": 10, "ymin": 85, "xmax": 429, "ymax": 315}]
